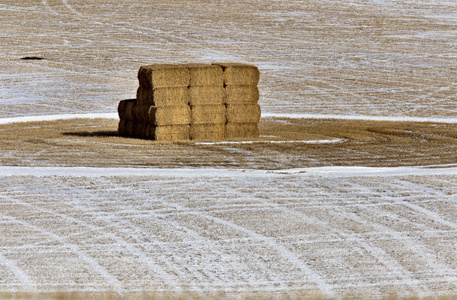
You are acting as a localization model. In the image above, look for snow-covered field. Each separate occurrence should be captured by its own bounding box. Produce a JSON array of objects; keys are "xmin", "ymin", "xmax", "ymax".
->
[{"xmin": 1, "ymin": 0, "xmax": 457, "ymax": 298}]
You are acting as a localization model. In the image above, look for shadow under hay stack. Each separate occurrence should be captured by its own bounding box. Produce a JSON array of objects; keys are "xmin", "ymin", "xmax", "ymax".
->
[{"xmin": 118, "ymin": 63, "xmax": 260, "ymax": 141}]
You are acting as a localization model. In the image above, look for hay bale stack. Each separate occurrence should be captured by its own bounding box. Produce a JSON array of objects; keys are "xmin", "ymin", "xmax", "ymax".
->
[
  {"xmin": 213, "ymin": 63, "xmax": 261, "ymax": 139},
  {"xmin": 118, "ymin": 63, "xmax": 260, "ymax": 141}
]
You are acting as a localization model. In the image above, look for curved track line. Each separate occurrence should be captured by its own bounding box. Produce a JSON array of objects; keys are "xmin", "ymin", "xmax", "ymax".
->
[
  {"xmin": 0, "ymin": 212, "xmax": 123, "ymax": 292},
  {"xmin": 0, "ymin": 251, "xmax": 35, "ymax": 291},
  {"xmin": 250, "ymin": 185, "xmax": 430, "ymax": 294},
  {"xmin": 333, "ymin": 178, "xmax": 457, "ymax": 283},
  {"xmin": 179, "ymin": 209, "xmax": 335, "ymax": 297},
  {"xmin": 3, "ymin": 194, "xmax": 178, "ymax": 288},
  {"xmin": 61, "ymin": 0, "xmax": 83, "ymax": 17}
]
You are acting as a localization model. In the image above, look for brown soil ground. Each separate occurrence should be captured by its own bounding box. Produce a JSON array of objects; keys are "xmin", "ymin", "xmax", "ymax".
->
[{"xmin": 1, "ymin": 117, "xmax": 456, "ymax": 169}]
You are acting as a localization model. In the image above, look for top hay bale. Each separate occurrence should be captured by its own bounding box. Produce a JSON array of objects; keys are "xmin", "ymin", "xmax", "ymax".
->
[
  {"xmin": 213, "ymin": 63, "xmax": 260, "ymax": 86},
  {"xmin": 138, "ymin": 64, "xmax": 190, "ymax": 89},
  {"xmin": 188, "ymin": 63, "xmax": 224, "ymax": 86}
]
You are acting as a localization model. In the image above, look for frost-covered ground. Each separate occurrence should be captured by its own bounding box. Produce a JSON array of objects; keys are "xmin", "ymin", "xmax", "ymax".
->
[
  {"xmin": 1, "ymin": 167, "xmax": 457, "ymax": 298},
  {"xmin": 1, "ymin": 0, "xmax": 457, "ymax": 298}
]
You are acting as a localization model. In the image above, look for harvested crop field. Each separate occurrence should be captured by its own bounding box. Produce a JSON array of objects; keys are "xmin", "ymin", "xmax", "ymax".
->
[{"xmin": 2, "ymin": 0, "xmax": 457, "ymax": 299}]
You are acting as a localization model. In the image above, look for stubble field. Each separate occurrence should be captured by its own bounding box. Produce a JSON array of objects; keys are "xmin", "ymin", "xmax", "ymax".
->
[{"xmin": 1, "ymin": 0, "xmax": 457, "ymax": 299}]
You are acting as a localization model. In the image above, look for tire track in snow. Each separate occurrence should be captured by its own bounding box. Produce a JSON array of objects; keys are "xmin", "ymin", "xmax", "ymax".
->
[
  {"xmin": 2, "ymin": 193, "xmax": 178, "ymax": 289},
  {"xmin": 0, "ymin": 250, "xmax": 35, "ymax": 291},
  {"xmin": 173, "ymin": 207, "xmax": 336, "ymax": 297},
  {"xmin": 247, "ymin": 183, "xmax": 430, "ymax": 294},
  {"xmin": 61, "ymin": 0, "xmax": 83, "ymax": 17},
  {"xmin": 0, "ymin": 212, "xmax": 123, "ymax": 292},
  {"xmin": 332, "ymin": 178, "xmax": 457, "ymax": 287}
]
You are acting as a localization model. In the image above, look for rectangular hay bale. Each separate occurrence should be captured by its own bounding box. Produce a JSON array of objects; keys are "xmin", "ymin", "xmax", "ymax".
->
[
  {"xmin": 226, "ymin": 104, "xmax": 261, "ymax": 123},
  {"xmin": 189, "ymin": 86, "xmax": 224, "ymax": 105},
  {"xmin": 224, "ymin": 86, "xmax": 259, "ymax": 104},
  {"xmin": 138, "ymin": 64, "xmax": 190, "ymax": 89},
  {"xmin": 225, "ymin": 122, "xmax": 259, "ymax": 139},
  {"xmin": 188, "ymin": 63, "xmax": 224, "ymax": 86},
  {"xmin": 149, "ymin": 105, "xmax": 191, "ymax": 126},
  {"xmin": 190, "ymin": 123, "xmax": 225, "ymax": 141},
  {"xmin": 213, "ymin": 63, "xmax": 260, "ymax": 86},
  {"xmin": 149, "ymin": 125, "xmax": 190, "ymax": 141},
  {"xmin": 137, "ymin": 86, "xmax": 190, "ymax": 106},
  {"xmin": 118, "ymin": 99, "xmax": 136, "ymax": 120},
  {"xmin": 124, "ymin": 100, "xmax": 136, "ymax": 122},
  {"xmin": 191, "ymin": 105, "xmax": 226, "ymax": 125}
]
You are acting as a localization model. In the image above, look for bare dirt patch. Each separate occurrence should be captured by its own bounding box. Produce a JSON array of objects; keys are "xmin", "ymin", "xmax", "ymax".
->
[{"xmin": 1, "ymin": 118, "xmax": 456, "ymax": 169}]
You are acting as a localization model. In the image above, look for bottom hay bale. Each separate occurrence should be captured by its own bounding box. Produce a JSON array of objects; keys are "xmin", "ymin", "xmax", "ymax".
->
[
  {"xmin": 150, "ymin": 125, "xmax": 190, "ymax": 141},
  {"xmin": 118, "ymin": 119, "xmax": 126, "ymax": 136},
  {"xmin": 225, "ymin": 122, "xmax": 259, "ymax": 139},
  {"xmin": 226, "ymin": 104, "xmax": 261, "ymax": 123},
  {"xmin": 190, "ymin": 124, "xmax": 225, "ymax": 141}
]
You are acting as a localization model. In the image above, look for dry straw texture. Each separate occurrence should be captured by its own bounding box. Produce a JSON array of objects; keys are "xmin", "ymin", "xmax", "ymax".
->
[
  {"xmin": 117, "ymin": 99, "xmax": 136, "ymax": 120},
  {"xmin": 137, "ymin": 86, "xmax": 190, "ymax": 106},
  {"xmin": 124, "ymin": 100, "xmax": 136, "ymax": 122},
  {"xmin": 225, "ymin": 122, "xmax": 260, "ymax": 138},
  {"xmin": 138, "ymin": 64, "xmax": 190, "ymax": 89},
  {"xmin": 150, "ymin": 124, "xmax": 191, "ymax": 141},
  {"xmin": 190, "ymin": 123, "xmax": 225, "ymax": 140},
  {"xmin": 188, "ymin": 63, "xmax": 224, "ymax": 86},
  {"xmin": 213, "ymin": 63, "xmax": 260, "ymax": 86},
  {"xmin": 191, "ymin": 105, "xmax": 226, "ymax": 125},
  {"xmin": 189, "ymin": 86, "xmax": 225, "ymax": 105},
  {"xmin": 224, "ymin": 86, "xmax": 259, "ymax": 104},
  {"xmin": 149, "ymin": 105, "xmax": 191, "ymax": 126},
  {"xmin": 226, "ymin": 104, "xmax": 261, "ymax": 123},
  {"xmin": 118, "ymin": 119, "xmax": 127, "ymax": 136}
]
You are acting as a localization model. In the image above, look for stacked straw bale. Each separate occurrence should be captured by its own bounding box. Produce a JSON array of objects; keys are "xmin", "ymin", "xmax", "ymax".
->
[
  {"xmin": 118, "ymin": 63, "xmax": 260, "ymax": 141},
  {"xmin": 213, "ymin": 63, "xmax": 261, "ymax": 139}
]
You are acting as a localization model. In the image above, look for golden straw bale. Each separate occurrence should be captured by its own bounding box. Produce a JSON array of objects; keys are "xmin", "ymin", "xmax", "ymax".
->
[
  {"xmin": 190, "ymin": 124, "xmax": 225, "ymax": 141},
  {"xmin": 213, "ymin": 63, "xmax": 260, "ymax": 86},
  {"xmin": 226, "ymin": 104, "xmax": 261, "ymax": 123},
  {"xmin": 138, "ymin": 64, "xmax": 190, "ymax": 89},
  {"xmin": 150, "ymin": 105, "xmax": 191, "ymax": 126},
  {"xmin": 118, "ymin": 99, "xmax": 136, "ymax": 120},
  {"xmin": 190, "ymin": 105, "xmax": 226, "ymax": 125},
  {"xmin": 187, "ymin": 63, "xmax": 224, "ymax": 86},
  {"xmin": 137, "ymin": 86, "xmax": 190, "ymax": 106},
  {"xmin": 225, "ymin": 122, "xmax": 259, "ymax": 139},
  {"xmin": 224, "ymin": 86, "xmax": 259, "ymax": 104},
  {"xmin": 189, "ymin": 86, "xmax": 224, "ymax": 105},
  {"xmin": 149, "ymin": 125, "xmax": 191, "ymax": 141}
]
